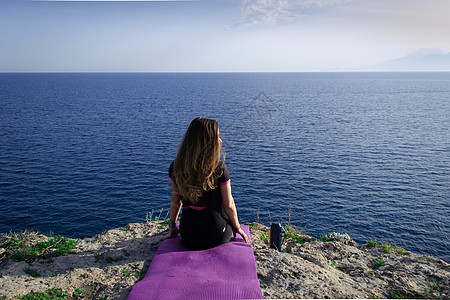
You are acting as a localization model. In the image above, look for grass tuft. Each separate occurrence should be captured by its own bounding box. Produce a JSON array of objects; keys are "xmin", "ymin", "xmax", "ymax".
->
[
  {"xmin": 7, "ymin": 237, "xmax": 24, "ymax": 247},
  {"xmin": 374, "ymin": 257, "xmax": 386, "ymax": 268},
  {"xmin": 121, "ymin": 267, "xmax": 131, "ymax": 277},
  {"xmin": 390, "ymin": 291, "xmax": 406, "ymax": 299},
  {"xmin": 18, "ymin": 288, "xmax": 68, "ymax": 300},
  {"xmin": 430, "ymin": 280, "xmax": 442, "ymax": 290},
  {"xmin": 366, "ymin": 240, "xmax": 378, "ymax": 248},
  {"xmin": 260, "ymin": 232, "xmax": 269, "ymax": 242},
  {"xmin": 383, "ymin": 242, "xmax": 392, "ymax": 253},
  {"xmin": 278, "ymin": 205, "xmax": 308, "ymax": 246},
  {"xmin": 11, "ymin": 235, "xmax": 78, "ymax": 261},
  {"xmin": 284, "ymin": 231, "xmax": 304, "ymax": 244},
  {"xmin": 395, "ymin": 246, "xmax": 409, "ymax": 255},
  {"xmin": 146, "ymin": 209, "xmax": 169, "ymax": 224},
  {"xmin": 73, "ymin": 288, "xmax": 85, "ymax": 297}
]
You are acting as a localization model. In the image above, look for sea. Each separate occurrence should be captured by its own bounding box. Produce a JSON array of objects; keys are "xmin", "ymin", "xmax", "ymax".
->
[{"xmin": 0, "ymin": 72, "xmax": 449, "ymax": 262}]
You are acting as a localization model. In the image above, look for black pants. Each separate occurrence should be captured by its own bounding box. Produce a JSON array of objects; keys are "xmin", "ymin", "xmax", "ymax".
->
[{"xmin": 180, "ymin": 207, "xmax": 232, "ymax": 250}]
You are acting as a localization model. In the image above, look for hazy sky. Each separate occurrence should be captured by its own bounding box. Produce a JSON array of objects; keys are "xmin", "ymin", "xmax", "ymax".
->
[{"xmin": 1, "ymin": 0, "xmax": 449, "ymax": 72}]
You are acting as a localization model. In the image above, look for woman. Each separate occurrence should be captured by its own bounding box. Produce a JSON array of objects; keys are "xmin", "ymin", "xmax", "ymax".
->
[{"xmin": 164, "ymin": 117, "xmax": 248, "ymax": 249}]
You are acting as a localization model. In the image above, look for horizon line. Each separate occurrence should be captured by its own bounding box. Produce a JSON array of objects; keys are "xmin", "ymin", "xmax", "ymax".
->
[
  {"xmin": 31, "ymin": 0, "xmax": 194, "ymax": 2},
  {"xmin": 2, "ymin": 70, "xmax": 450, "ymax": 74}
]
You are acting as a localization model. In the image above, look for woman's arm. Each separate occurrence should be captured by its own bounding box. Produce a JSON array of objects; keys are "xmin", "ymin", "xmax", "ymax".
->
[
  {"xmin": 163, "ymin": 180, "xmax": 182, "ymax": 240},
  {"xmin": 220, "ymin": 181, "xmax": 249, "ymax": 243}
]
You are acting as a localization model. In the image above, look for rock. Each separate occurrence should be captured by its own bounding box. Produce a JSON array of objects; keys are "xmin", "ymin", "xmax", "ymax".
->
[
  {"xmin": 0, "ymin": 222, "xmax": 449, "ymax": 299},
  {"xmin": 250, "ymin": 224, "xmax": 450, "ymax": 299}
]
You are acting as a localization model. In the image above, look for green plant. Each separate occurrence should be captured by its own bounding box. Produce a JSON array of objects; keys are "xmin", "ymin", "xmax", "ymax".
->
[
  {"xmin": 390, "ymin": 291, "xmax": 406, "ymax": 299},
  {"xmin": 8, "ymin": 237, "xmax": 23, "ymax": 247},
  {"xmin": 12, "ymin": 235, "xmax": 78, "ymax": 261},
  {"xmin": 158, "ymin": 217, "xmax": 180, "ymax": 228},
  {"xmin": 280, "ymin": 208, "xmax": 309, "ymax": 246},
  {"xmin": 23, "ymin": 268, "xmax": 40, "ymax": 278},
  {"xmin": 73, "ymin": 288, "xmax": 85, "ymax": 296},
  {"xmin": 366, "ymin": 240, "xmax": 378, "ymax": 248},
  {"xmin": 285, "ymin": 232, "xmax": 304, "ymax": 244},
  {"xmin": 395, "ymin": 246, "xmax": 409, "ymax": 255},
  {"xmin": 267, "ymin": 209, "xmax": 272, "ymax": 223},
  {"xmin": 430, "ymin": 280, "xmax": 442, "ymax": 290},
  {"xmin": 260, "ymin": 232, "xmax": 269, "ymax": 242},
  {"xmin": 18, "ymin": 288, "xmax": 68, "ymax": 300},
  {"xmin": 329, "ymin": 261, "xmax": 337, "ymax": 269},
  {"xmin": 374, "ymin": 257, "xmax": 386, "ymax": 268},
  {"xmin": 258, "ymin": 206, "xmax": 310, "ymax": 251},
  {"xmin": 121, "ymin": 267, "xmax": 131, "ymax": 277},
  {"xmin": 327, "ymin": 260, "xmax": 348, "ymax": 274},
  {"xmin": 134, "ymin": 270, "xmax": 146, "ymax": 281},
  {"xmin": 146, "ymin": 209, "xmax": 169, "ymax": 223},
  {"xmin": 159, "ymin": 219, "xmax": 170, "ymax": 226},
  {"xmin": 118, "ymin": 227, "xmax": 128, "ymax": 231},
  {"xmin": 256, "ymin": 207, "xmax": 260, "ymax": 224},
  {"xmin": 283, "ymin": 205, "xmax": 309, "ymax": 242},
  {"xmin": 383, "ymin": 242, "xmax": 392, "ymax": 253}
]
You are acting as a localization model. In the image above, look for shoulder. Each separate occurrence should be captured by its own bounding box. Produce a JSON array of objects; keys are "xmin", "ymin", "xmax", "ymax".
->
[
  {"xmin": 216, "ymin": 161, "xmax": 230, "ymax": 184},
  {"xmin": 216, "ymin": 161, "xmax": 228, "ymax": 172}
]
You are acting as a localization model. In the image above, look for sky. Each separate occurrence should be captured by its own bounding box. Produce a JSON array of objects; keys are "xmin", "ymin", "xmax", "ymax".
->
[{"xmin": 1, "ymin": 0, "xmax": 449, "ymax": 72}]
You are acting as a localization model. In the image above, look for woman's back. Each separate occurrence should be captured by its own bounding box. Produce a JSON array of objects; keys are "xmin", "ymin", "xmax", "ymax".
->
[
  {"xmin": 163, "ymin": 117, "xmax": 248, "ymax": 249},
  {"xmin": 169, "ymin": 160, "xmax": 232, "ymax": 250}
]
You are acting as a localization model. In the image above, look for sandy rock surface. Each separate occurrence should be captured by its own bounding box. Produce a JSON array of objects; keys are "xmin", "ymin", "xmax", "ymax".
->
[
  {"xmin": 250, "ymin": 223, "xmax": 449, "ymax": 299},
  {"xmin": 0, "ymin": 222, "xmax": 165, "ymax": 299},
  {"xmin": 1, "ymin": 222, "xmax": 449, "ymax": 299}
]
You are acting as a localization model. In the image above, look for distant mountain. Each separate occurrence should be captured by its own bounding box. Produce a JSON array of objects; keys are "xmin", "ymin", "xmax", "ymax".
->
[{"xmin": 370, "ymin": 48, "xmax": 450, "ymax": 71}]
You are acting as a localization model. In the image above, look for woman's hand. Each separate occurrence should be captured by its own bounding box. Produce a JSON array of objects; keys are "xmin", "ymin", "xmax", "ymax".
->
[
  {"xmin": 163, "ymin": 227, "xmax": 179, "ymax": 240},
  {"xmin": 233, "ymin": 227, "xmax": 249, "ymax": 243},
  {"xmin": 164, "ymin": 180, "xmax": 182, "ymax": 241}
]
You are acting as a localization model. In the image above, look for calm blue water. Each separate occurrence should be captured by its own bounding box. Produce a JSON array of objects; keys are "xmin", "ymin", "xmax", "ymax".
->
[{"xmin": 0, "ymin": 72, "xmax": 449, "ymax": 262}]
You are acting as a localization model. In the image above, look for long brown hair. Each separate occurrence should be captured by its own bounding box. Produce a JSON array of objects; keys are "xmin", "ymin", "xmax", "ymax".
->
[{"xmin": 173, "ymin": 117, "xmax": 224, "ymax": 202}]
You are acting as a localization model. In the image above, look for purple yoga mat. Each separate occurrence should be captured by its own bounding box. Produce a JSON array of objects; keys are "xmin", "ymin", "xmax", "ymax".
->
[{"xmin": 127, "ymin": 225, "xmax": 262, "ymax": 300}]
